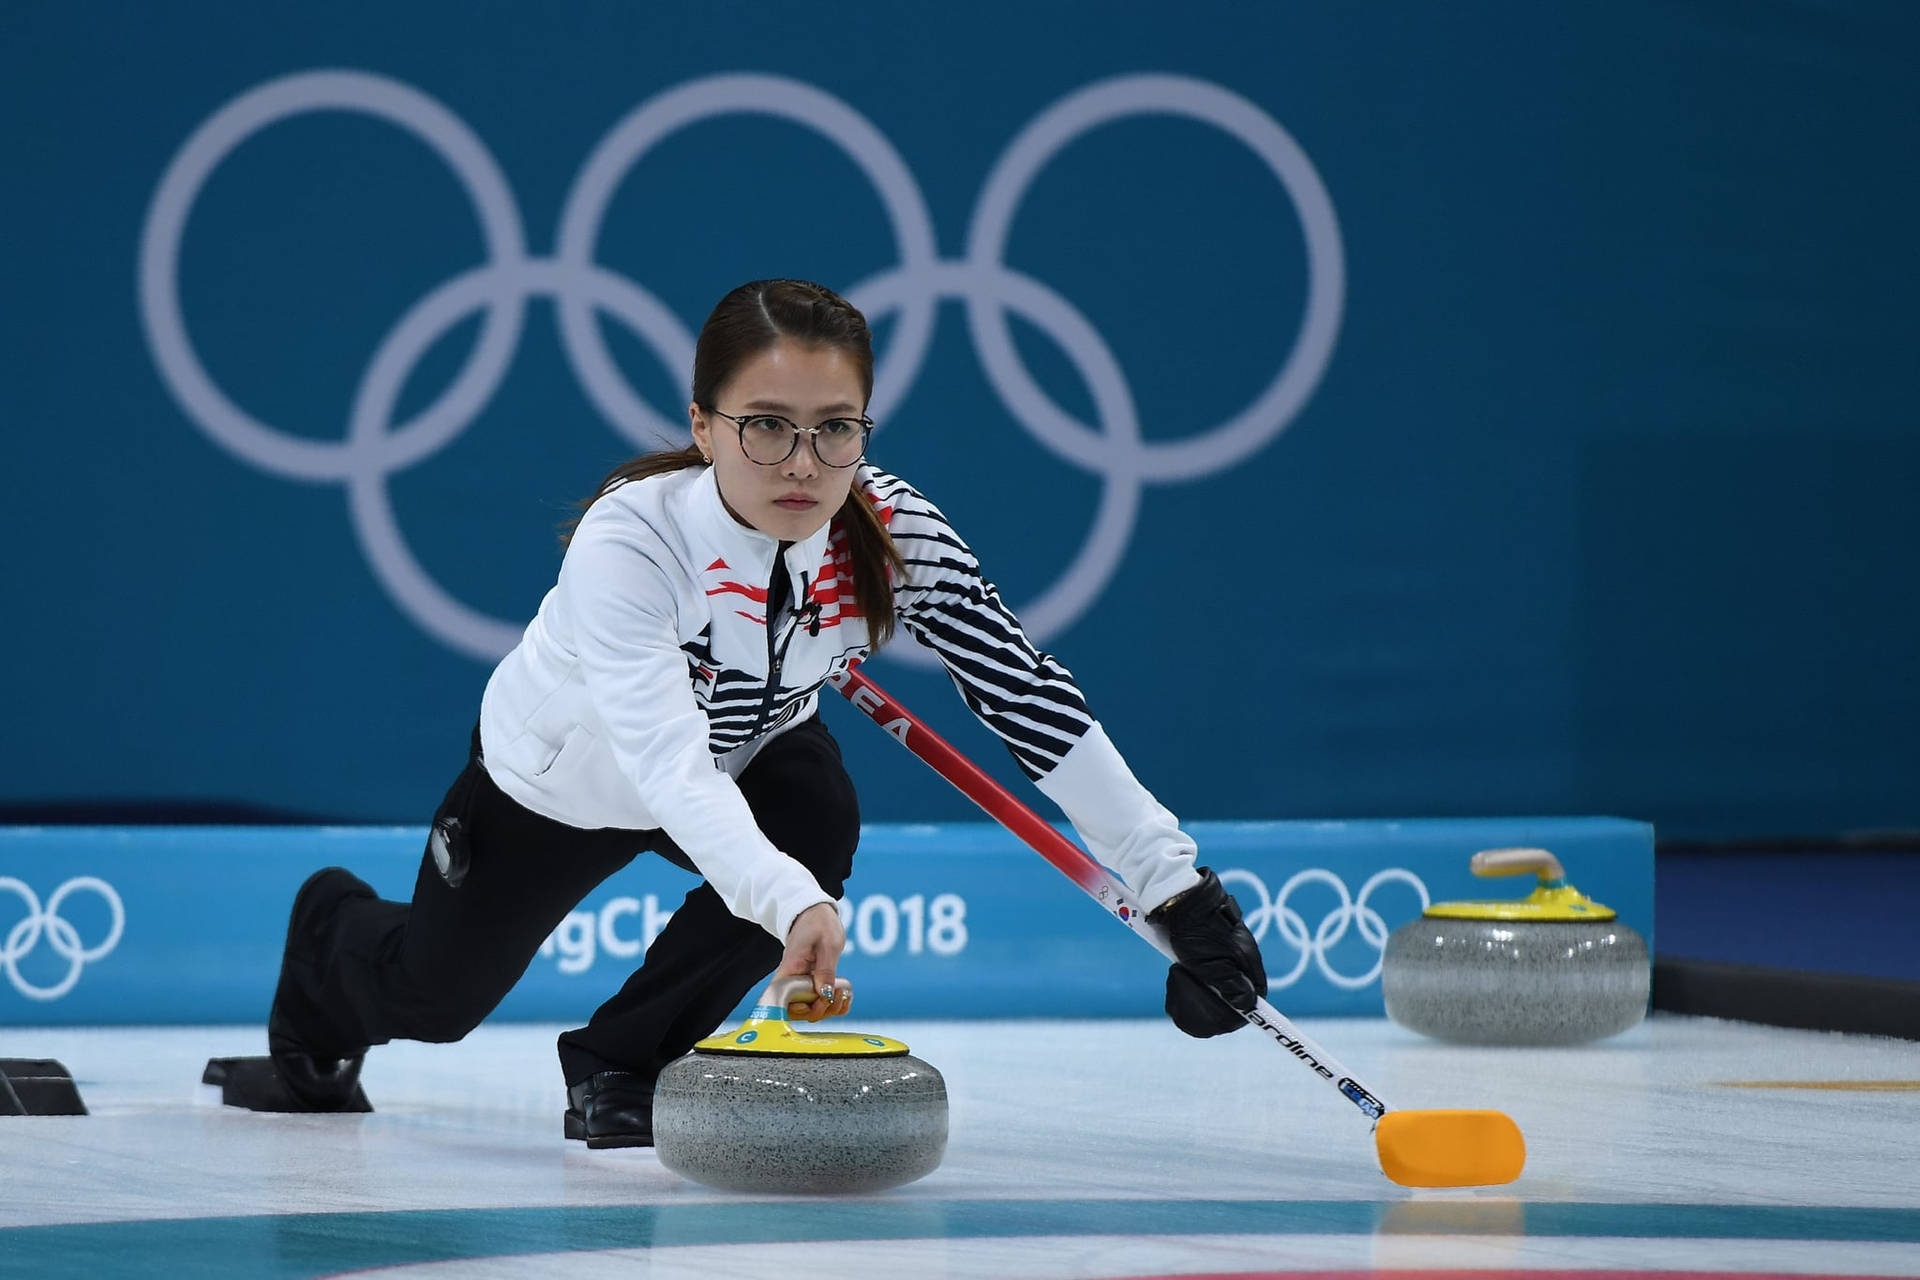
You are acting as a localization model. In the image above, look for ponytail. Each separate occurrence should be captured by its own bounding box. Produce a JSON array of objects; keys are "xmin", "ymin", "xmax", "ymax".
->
[
  {"xmin": 558, "ymin": 445, "xmax": 707, "ymax": 546},
  {"xmin": 835, "ymin": 483, "xmax": 907, "ymax": 649}
]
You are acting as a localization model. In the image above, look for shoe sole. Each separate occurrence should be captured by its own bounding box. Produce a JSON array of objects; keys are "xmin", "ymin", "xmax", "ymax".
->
[{"xmin": 203, "ymin": 1056, "xmax": 373, "ymax": 1113}]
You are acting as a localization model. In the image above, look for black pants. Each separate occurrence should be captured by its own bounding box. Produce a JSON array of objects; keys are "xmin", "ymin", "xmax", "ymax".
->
[{"xmin": 278, "ymin": 715, "xmax": 859, "ymax": 1084}]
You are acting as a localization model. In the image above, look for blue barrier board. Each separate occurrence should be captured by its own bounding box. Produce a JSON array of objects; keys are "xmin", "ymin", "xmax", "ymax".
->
[{"xmin": 0, "ymin": 819, "xmax": 1651, "ymax": 1025}]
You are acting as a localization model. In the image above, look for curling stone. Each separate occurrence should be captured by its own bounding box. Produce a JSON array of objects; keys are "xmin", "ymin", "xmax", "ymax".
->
[
  {"xmin": 1382, "ymin": 847, "xmax": 1649, "ymax": 1045},
  {"xmin": 652, "ymin": 975, "xmax": 947, "ymax": 1194}
]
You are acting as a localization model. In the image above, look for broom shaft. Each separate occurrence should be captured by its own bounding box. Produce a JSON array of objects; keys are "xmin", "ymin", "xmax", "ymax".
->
[{"xmin": 828, "ymin": 663, "xmax": 1394, "ymax": 1123}]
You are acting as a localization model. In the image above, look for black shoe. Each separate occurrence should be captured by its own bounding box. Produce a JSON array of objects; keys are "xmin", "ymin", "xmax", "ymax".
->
[{"xmin": 564, "ymin": 1071, "xmax": 654, "ymax": 1148}]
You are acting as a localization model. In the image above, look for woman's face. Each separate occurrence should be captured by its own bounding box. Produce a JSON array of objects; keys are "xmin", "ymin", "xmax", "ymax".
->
[{"xmin": 690, "ymin": 340, "xmax": 865, "ymax": 543}]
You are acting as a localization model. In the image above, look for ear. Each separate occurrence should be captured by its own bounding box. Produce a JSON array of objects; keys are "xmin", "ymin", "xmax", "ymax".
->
[{"xmin": 689, "ymin": 403, "xmax": 712, "ymax": 461}]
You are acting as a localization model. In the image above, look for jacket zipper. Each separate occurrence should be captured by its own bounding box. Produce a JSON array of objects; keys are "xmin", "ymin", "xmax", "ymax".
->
[{"xmin": 751, "ymin": 545, "xmax": 800, "ymax": 740}]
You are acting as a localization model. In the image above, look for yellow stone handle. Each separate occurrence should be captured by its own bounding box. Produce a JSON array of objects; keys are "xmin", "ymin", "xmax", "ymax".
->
[
  {"xmin": 1469, "ymin": 847, "xmax": 1566, "ymax": 882},
  {"xmin": 759, "ymin": 973, "xmax": 854, "ymax": 1012}
]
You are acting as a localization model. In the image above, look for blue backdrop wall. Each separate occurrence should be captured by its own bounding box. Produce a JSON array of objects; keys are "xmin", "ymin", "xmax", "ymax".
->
[{"xmin": 3, "ymin": 2, "xmax": 1916, "ymax": 842}]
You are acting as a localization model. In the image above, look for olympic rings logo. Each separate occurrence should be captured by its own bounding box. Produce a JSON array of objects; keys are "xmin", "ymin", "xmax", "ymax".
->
[
  {"xmin": 1218, "ymin": 867, "xmax": 1428, "ymax": 991},
  {"xmin": 0, "ymin": 877, "xmax": 126, "ymax": 1002},
  {"xmin": 139, "ymin": 71, "xmax": 1344, "ymax": 664}
]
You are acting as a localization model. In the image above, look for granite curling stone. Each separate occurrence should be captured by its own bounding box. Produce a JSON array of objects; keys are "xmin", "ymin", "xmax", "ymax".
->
[
  {"xmin": 652, "ymin": 976, "xmax": 948, "ymax": 1194},
  {"xmin": 1382, "ymin": 847, "xmax": 1649, "ymax": 1046}
]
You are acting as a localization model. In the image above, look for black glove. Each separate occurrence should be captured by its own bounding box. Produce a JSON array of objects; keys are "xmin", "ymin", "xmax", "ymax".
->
[{"xmin": 1149, "ymin": 867, "xmax": 1267, "ymax": 1038}]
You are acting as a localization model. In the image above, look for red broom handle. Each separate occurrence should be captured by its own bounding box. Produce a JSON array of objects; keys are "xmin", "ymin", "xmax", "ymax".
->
[{"xmin": 826, "ymin": 665, "xmax": 1118, "ymax": 900}]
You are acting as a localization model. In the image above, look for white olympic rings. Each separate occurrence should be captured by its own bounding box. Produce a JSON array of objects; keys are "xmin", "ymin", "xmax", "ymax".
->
[
  {"xmin": 1218, "ymin": 866, "xmax": 1429, "ymax": 991},
  {"xmin": 0, "ymin": 877, "xmax": 126, "ymax": 1002},
  {"xmin": 140, "ymin": 70, "xmax": 1344, "ymax": 663}
]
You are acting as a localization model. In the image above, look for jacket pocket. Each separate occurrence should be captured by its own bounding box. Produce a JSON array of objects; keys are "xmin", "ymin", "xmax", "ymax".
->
[{"xmin": 532, "ymin": 724, "xmax": 593, "ymax": 778}]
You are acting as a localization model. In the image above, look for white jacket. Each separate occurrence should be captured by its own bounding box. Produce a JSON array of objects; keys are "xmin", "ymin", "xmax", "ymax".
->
[{"xmin": 480, "ymin": 463, "xmax": 1200, "ymax": 942}]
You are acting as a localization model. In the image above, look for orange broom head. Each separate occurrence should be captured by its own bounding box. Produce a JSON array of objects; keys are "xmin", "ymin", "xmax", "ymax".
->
[{"xmin": 1375, "ymin": 1109, "xmax": 1526, "ymax": 1188}]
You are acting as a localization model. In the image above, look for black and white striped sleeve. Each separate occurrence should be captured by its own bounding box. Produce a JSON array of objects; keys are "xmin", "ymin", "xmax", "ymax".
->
[
  {"xmin": 865, "ymin": 469, "xmax": 1095, "ymax": 781},
  {"xmin": 864, "ymin": 468, "xmax": 1202, "ymax": 911}
]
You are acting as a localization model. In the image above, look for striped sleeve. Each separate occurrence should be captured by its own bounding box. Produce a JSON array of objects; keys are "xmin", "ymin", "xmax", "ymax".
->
[{"xmin": 863, "ymin": 468, "xmax": 1096, "ymax": 780}]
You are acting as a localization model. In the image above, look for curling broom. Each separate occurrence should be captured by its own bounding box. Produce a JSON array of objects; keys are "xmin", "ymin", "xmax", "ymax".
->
[{"xmin": 829, "ymin": 662, "xmax": 1526, "ymax": 1188}]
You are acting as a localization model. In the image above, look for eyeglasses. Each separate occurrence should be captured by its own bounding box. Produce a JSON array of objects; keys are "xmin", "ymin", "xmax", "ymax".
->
[{"xmin": 703, "ymin": 407, "xmax": 873, "ymax": 468}]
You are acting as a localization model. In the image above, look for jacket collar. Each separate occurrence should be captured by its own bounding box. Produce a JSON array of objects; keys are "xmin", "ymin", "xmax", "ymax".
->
[{"xmin": 684, "ymin": 464, "xmax": 836, "ymax": 592}]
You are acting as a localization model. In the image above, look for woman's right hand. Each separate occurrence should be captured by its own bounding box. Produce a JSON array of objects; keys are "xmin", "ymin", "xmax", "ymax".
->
[{"xmin": 779, "ymin": 901, "xmax": 850, "ymax": 1022}]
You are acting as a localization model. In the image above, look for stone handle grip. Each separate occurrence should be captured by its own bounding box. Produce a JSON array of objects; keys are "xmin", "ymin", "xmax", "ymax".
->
[
  {"xmin": 1470, "ymin": 847, "xmax": 1565, "ymax": 882},
  {"xmin": 759, "ymin": 974, "xmax": 854, "ymax": 1009}
]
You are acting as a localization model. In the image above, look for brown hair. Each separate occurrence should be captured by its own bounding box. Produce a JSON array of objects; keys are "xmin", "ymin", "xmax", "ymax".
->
[{"xmin": 567, "ymin": 279, "xmax": 907, "ymax": 646}]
